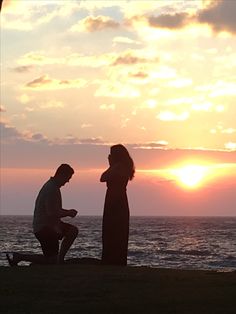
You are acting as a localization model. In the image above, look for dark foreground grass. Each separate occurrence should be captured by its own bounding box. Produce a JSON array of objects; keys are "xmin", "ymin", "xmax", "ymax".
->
[{"xmin": 0, "ymin": 265, "xmax": 235, "ymax": 314}]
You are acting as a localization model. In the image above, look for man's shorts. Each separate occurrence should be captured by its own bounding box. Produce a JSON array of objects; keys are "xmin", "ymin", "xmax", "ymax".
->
[{"xmin": 34, "ymin": 222, "xmax": 71, "ymax": 257}]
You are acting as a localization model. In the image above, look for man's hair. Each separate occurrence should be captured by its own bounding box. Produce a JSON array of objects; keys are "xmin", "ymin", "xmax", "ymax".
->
[{"xmin": 55, "ymin": 164, "xmax": 74, "ymax": 176}]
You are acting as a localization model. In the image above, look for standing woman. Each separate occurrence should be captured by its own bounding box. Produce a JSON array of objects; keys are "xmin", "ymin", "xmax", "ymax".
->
[{"xmin": 100, "ymin": 144, "xmax": 135, "ymax": 265}]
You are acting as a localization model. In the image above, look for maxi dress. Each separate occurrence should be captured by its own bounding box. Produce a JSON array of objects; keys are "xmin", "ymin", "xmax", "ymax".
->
[{"xmin": 102, "ymin": 172, "xmax": 130, "ymax": 266}]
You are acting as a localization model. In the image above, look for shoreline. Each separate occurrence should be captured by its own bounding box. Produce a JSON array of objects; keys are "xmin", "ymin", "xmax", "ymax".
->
[
  {"xmin": 0, "ymin": 255, "xmax": 235, "ymax": 272},
  {"xmin": 1, "ymin": 264, "xmax": 236, "ymax": 313}
]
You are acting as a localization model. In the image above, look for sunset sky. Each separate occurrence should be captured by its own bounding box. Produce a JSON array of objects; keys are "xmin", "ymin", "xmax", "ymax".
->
[{"xmin": 1, "ymin": 0, "xmax": 236, "ymax": 216}]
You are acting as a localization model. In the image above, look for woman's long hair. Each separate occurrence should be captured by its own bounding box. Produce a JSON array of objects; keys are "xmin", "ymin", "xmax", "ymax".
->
[{"xmin": 110, "ymin": 144, "xmax": 135, "ymax": 180}]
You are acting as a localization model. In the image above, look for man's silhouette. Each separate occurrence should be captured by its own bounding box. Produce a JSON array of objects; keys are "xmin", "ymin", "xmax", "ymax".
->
[{"xmin": 6, "ymin": 164, "xmax": 78, "ymax": 265}]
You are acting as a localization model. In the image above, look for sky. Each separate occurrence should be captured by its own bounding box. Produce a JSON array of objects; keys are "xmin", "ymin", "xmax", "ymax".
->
[{"xmin": 0, "ymin": 0, "xmax": 236, "ymax": 216}]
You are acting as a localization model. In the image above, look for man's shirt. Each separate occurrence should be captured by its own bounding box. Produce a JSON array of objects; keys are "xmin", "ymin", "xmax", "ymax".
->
[{"xmin": 33, "ymin": 177, "xmax": 62, "ymax": 233}]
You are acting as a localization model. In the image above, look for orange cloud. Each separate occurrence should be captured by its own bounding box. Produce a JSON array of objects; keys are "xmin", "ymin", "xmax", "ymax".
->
[
  {"xmin": 71, "ymin": 15, "xmax": 120, "ymax": 32},
  {"xmin": 25, "ymin": 75, "xmax": 86, "ymax": 90},
  {"xmin": 129, "ymin": 71, "xmax": 149, "ymax": 81},
  {"xmin": 148, "ymin": 12, "xmax": 190, "ymax": 29},
  {"xmin": 12, "ymin": 65, "xmax": 34, "ymax": 73},
  {"xmin": 112, "ymin": 51, "xmax": 149, "ymax": 66},
  {"xmin": 197, "ymin": 0, "xmax": 236, "ymax": 34},
  {"xmin": 130, "ymin": 1, "xmax": 236, "ymax": 35}
]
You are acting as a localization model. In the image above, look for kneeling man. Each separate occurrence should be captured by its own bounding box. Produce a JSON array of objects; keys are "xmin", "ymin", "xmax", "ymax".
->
[{"xmin": 7, "ymin": 164, "xmax": 78, "ymax": 266}]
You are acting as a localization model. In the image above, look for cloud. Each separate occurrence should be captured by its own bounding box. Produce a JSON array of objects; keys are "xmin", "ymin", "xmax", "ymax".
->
[
  {"xmin": 191, "ymin": 103, "xmax": 213, "ymax": 112},
  {"xmin": 0, "ymin": 121, "xmax": 22, "ymax": 142},
  {"xmin": 210, "ymin": 124, "xmax": 236, "ymax": 135},
  {"xmin": 26, "ymin": 75, "xmax": 52, "ymax": 88},
  {"xmin": 30, "ymin": 133, "xmax": 49, "ymax": 143},
  {"xmin": 17, "ymin": 94, "xmax": 32, "ymax": 104},
  {"xmin": 1, "ymin": 1, "xmax": 80, "ymax": 30},
  {"xmin": 12, "ymin": 65, "xmax": 34, "ymax": 73},
  {"xmin": 18, "ymin": 52, "xmax": 64, "ymax": 66},
  {"xmin": 70, "ymin": 15, "xmax": 120, "ymax": 32},
  {"xmin": 196, "ymin": 81, "xmax": 236, "ymax": 97},
  {"xmin": 133, "ymin": 141, "xmax": 169, "ymax": 149},
  {"xmin": 1, "ymin": 122, "xmax": 236, "ymax": 171},
  {"xmin": 191, "ymin": 103, "xmax": 224, "ymax": 114},
  {"xmin": 17, "ymin": 50, "xmax": 156, "ymax": 69},
  {"xmin": 53, "ymin": 135, "xmax": 105, "ymax": 145},
  {"xmin": 142, "ymin": 99, "xmax": 157, "ymax": 109},
  {"xmin": 148, "ymin": 12, "xmax": 190, "ymax": 29},
  {"xmin": 112, "ymin": 36, "xmax": 141, "ymax": 45},
  {"xmin": 0, "ymin": 105, "xmax": 6, "ymax": 112},
  {"xmin": 129, "ymin": 71, "xmax": 148, "ymax": 79},
  {"xmin": 25, "ymin": 75, "xmax": 86, "ymax": 90},
  {"xmin": 131, "ymin": 1, "xmax": 236, "ymax": 35},
  {"xmin": 99, "ymin": 104, "xmax": 116, "ymax": 111},
  {"xmin": 224, "ymin": 142, "xmax": 236, "ymax": 150},
  {"xmin": 95, "ymin": 81, "xmax": 140, "ymax": 98},
  {"xmin": 0, "ymin": 121, "xmax": 49, "ymax": 144},
  {"xmin": 78, "ymin": 0, "xmax": 172, "ymax": 20},
  {"xmin": 17, "ymin": 51, "xmax": 112, "ymax": 68},
  {"xmin": 157, "ymin": 111, "xmax": 190, "ymax": 122},
  {"xmin": 221, "ymin": 128, "xmax": 236, "ymax": 135},
  {"xmin": 79, "ymin": 137, "xmax": 105, "ymax": 145},
  {"xmin": 112, "ymin": 51, "xmax": 152, "ymax": 66},
  {"xmin": 149, "ymin": 66, "xmax": 177, "ymax": 80},
  {"xmin": 167, "ymin": 78, "xmax": 193, "ymax": 88},
  {"xmin": 131, "ymin": 146, "xmax": 236, "ymax": 170},
  {"xmin": 197, "ymin": 0, "xmax": 236, "ymax": 34}
]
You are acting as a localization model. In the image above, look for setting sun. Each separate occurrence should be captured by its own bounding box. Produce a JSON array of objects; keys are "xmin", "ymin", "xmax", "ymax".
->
[{"xmin": 170, "ymin": 165, "xmax": 209, "ymax": 189}]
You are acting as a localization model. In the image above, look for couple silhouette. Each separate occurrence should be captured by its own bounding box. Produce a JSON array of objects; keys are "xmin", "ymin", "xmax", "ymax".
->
[{"xmin": 6, "ymin": 144, "xmax": 135, "ymax": 267}]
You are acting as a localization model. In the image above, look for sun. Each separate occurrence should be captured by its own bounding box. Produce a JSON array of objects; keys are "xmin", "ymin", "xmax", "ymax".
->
[{"xmin": 170, "ymin": 165, "xmax": 209, "ymax": 189}]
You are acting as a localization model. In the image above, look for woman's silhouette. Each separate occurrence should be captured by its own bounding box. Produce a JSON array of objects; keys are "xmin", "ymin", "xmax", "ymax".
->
[{"xmin": 100, "ymin": 144, "xmax": 135, "ymax": 265}]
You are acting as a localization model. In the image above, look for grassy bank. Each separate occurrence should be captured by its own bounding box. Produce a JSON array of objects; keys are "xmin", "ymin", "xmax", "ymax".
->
[{"xmin": 1, "ymin": 265, "xmax": 235, "ymax": 314}]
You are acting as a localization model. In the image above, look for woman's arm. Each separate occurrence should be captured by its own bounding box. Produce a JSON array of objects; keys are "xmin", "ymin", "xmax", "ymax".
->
[
  {"xmin": 100, "ymin": 163, "xmax": 121, "ymax": 182},
  {"xmin": 100, "ymin": 167, "xmax": 112, "ymax": 182}
]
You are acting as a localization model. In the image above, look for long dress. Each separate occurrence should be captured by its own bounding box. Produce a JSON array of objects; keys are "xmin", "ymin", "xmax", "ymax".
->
[{"xmin": 102, "ymin": 172, "xmax": 130, "ymax": 266}]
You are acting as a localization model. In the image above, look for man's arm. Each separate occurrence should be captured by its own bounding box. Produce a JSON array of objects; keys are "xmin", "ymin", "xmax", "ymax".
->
[
  {"xmin": 59, "ymin": 208, "xmax": 77, "ymax": 218},
  {"xmin": 45, "ymin": 189, "xmax": 77, "ymax": 220}
]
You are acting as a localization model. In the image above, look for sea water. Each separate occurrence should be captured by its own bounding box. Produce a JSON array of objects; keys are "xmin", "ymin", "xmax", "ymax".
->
[{"xmin": 0, "ymin": 216, "xmax": 235, "ymax": 270}]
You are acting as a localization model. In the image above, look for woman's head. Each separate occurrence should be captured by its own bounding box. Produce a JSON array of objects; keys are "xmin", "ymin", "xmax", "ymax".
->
[{"xmin": 110, "ymin": 144, "xmax": 135, "ymax": 180}]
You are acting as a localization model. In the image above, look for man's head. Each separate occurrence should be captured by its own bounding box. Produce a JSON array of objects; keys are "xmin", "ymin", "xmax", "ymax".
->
[{"xmin": 54, "ymin": 164, "xmax": 74, "ymax": 187}]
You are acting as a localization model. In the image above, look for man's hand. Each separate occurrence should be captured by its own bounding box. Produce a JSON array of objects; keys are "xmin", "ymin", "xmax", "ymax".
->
[{"xmin": 68, "ymin": 209, "xmax": 78, "ymax": 218}]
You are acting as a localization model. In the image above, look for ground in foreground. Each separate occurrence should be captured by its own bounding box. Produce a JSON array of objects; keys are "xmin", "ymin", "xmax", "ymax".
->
[{"xmin": 1, "ymin": 265, "xmax": 236, "ymax": 314}]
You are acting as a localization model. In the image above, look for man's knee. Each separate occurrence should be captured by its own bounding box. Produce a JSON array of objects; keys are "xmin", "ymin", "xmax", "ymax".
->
[{"xmin": 72, "ymin": 225, "xmax": 79, "ymax": 237}]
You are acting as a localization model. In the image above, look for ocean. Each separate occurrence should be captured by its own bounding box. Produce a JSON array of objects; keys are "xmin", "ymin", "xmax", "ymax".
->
[{"xmin": 0, "ymin": 216, "xmax": 235, "ymax": 271}]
